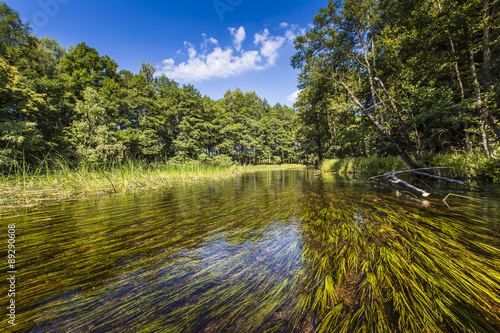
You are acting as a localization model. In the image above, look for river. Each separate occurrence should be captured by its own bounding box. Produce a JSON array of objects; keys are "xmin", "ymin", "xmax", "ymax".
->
[{"xmin": 1, "ymin": 169, "xmax": 499, "ymax": 332}]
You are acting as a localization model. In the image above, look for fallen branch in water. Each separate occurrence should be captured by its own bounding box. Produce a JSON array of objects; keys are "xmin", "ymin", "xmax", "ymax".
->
[
  {"xmin": 367, "ymin": 167, "xmax": 483, "ymax": 197},
  {"xmin": 386, "ymin": 175, "xmax": 430, "ymax": 197},
  {"xmin": 368, "ymin": 167, "xmax": 452, "ymax": 180}
]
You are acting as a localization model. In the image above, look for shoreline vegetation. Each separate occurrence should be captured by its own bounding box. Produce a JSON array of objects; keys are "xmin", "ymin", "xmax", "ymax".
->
[
  {"xmin": 321, "ymin": 153, "xmax": 500, "ymax": 184},
  {"xmin": 0, "ymin": 161, "xmax": 304, "ymax": 209},
  {"xmin": 4, "ymin": 152, "xmax": 499, "ymax": 210}
]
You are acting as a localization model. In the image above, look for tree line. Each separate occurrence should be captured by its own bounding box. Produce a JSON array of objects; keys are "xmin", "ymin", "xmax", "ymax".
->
[
  {"xmin": 3, "ymin": 1, "xmax": 499, "ymax": 172},
  {"xmin": 292, "ymin": 0, "xmax": 500, "ymax": 168},
  {"xmin": 0, "ymin": 3, "xmax": 298, "ymax": 171}
]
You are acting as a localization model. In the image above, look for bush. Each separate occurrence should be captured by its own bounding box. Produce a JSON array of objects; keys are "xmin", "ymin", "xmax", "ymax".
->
[
  {"xmin": 321, "ymin": 156, "xmax": 406, "ymax": 176},
  {"xmin": 209, "ymin": 155, "xmax": 235, "ymax": 167}
]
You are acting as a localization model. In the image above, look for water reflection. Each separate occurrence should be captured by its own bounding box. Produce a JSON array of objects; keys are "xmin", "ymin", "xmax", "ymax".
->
[{"xmin": 1, "ymin": 170, "xmax": 499, "ymax": 332}]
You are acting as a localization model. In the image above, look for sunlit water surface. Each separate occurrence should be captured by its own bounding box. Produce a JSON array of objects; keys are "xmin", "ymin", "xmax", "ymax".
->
[{"xmin": 1, "ymin": 170, "xmax": 500, "ymax": 332}]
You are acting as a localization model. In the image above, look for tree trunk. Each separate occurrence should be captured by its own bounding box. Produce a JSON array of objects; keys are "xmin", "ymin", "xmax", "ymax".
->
[
  {"xmin": 337, "ymin": 80, "xmax": 422, "ymax": 169},
  {"xmin": 466, "ymin": 29, "xmax": 500, "ymax": 152},
  {"xmin": 482, "ymin": 0, "xmax": 491, "ymax": 89},
  {"xmin": 481, "ymin": 121, "xmax": 491, "ymax": 156},
  {"xmin": 355, "ymin": 32, "xmax": 426, "ymax": 169},
  {"xmin": 436, "ymin": 0, "xmax": 471, "ymax": 152}
]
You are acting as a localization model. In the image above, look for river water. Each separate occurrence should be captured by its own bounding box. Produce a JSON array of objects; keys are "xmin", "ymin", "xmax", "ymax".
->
[{"xmin": 2, "ymin": 169, "xmax": 500, "ymax": 332}]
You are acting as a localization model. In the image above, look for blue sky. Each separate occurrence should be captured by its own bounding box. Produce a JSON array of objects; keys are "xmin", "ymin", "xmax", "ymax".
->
[{"xmin": 5, "ymin": 0, "xmax": 326, "ymax": 106}]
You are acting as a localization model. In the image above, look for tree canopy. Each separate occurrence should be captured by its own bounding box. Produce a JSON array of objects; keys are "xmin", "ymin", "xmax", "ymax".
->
[
  {"xmin": 0, "ymin": 3, "xmax": 298, "ymax": 170},
  {"xmin": 2, "ymin": 0, "xmax": 499, "ymax": 171},
  {"xmin": 292, "ymin": 0, "xmax": 500, "ymax": 167}
]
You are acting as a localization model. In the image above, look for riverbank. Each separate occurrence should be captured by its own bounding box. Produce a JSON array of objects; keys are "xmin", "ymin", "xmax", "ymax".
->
[
  {"xmin": 0, "ymin": 161, "xmax": 304, "ymax": 209},
  {"xmin": 321, "ymin": 153, "xmax": 500, "ymax": 183}
]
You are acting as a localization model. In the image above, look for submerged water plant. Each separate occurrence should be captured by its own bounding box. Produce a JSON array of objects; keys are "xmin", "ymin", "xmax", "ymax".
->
[
  {"xmin": 291, "ymin": 192, "xmax": 500, "ymax": 332},
  {"xmin": 1, "ymin": 170, "xmax": 499, "ymax": 332}
]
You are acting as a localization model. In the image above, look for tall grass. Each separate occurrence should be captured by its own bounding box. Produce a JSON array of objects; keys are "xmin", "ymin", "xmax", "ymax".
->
[
  {"xmin": 0, "ymin": 159, "xmax": 304, "ymax": 207},
  {"xmin": 426, "ymin": 153, "xmax": 500, "ymax": 181},
  {"xmin": 321, "ymin": 153, "xmax": 500, "ymax": 182},
  {"xmin": 321, "ymin": 156, "xmax": 406, "ymax": 176}
]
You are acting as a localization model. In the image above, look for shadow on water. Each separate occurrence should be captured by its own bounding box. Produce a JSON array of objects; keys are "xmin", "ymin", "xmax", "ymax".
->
[{"xmin": 1, "ymin": 170, "xmax": 499, "ymax": 332}]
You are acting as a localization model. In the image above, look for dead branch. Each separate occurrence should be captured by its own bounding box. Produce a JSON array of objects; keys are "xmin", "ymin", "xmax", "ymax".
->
[
  {"xmin": 367, "ymin": 167, "xmax": 452, "ymax": 180},
  {"xmin": 402, "ymin": 170, "xmax": 482, "ymax": 190},
  {"xmin": 367, "ymin": 167, "xmax": 483, "ymax": 197},
  {"xmin": 386, "ymin": 175, "xmax": 431, "ymax": 197}
]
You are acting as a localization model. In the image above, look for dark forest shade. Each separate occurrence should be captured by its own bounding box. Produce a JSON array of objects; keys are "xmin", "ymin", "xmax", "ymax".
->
[{"xmin": 292, "ymin": 0, "xmax": 500, "ymax": 166}]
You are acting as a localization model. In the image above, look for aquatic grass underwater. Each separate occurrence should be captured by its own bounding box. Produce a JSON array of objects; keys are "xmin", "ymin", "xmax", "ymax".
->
[
  {"xmin": 1, "ymin": 170, "xmax": 499, "ymax": 332},
  {"xmin": 291, "ymin": 188, "xmax": 500, "ymax": 332},
  {"xmin": 0, "ymin": 170, "xmax": 309, "ymax": 332}
]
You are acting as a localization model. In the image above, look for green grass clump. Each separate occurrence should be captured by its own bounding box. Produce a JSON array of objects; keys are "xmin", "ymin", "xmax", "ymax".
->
[
  {"xmin": 321, "ymin": 156, "xmax": 406, "ymax": 176},
  {"xmin": 427, "ymin": 153, "xmax": 500, "ymax": 182}
]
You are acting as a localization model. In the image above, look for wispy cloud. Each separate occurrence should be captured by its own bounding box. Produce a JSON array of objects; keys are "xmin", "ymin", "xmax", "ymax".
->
[
  {"xmin": 158, "ymin": 24, "xmax": 304, "ymax": 82},
  {"xmin": 229, "ymin": 26, "xmax": 246, "ymax": 51},
  {"xmin": 254, "ymin": 28, "xmax": 286, "ymax": 66},
  {"xmin": 160, "ymin": 48, "xmax": 262, "ymax": 82},
  {"xmin": 287, "ymin": 89, "xmax": 302, "ymax": 103}
]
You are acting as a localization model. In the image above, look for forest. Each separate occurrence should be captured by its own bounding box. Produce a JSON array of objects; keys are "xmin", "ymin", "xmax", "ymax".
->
[
  {"xmin": 293, "ymin": 0, "xmax": 500, "ymax": 169},
  {"xmin": 0, "ymin": 2, "xmax": 297, "ymax": 171},
  {"xmin": 1, "ymin": 0, "xmax": 500, "ymax": 173}
]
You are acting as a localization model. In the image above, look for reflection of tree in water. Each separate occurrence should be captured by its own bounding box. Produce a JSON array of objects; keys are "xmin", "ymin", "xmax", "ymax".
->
[{"xmin": 288, "ymin": 194, "xmax": 500, "ymax": 332}]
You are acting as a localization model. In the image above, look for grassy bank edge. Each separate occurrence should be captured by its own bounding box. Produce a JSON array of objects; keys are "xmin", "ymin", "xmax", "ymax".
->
[
  {"xmin": 0, "ymin": 162, "xmax": 305, "ymax": 209},
  {"xmin": 321, "ymin": 153, "xmax": 500, "ymax": 183}
]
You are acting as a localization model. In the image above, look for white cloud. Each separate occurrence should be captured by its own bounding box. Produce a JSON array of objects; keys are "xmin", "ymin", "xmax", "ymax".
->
[
  {"xmin": 202, "ymin": 33, "xmax": 219, "ymax": 49},
  {"xmin": 285, "ymin": 27, "xmax": 306, "ymax": 42},
  {"xmin": 184, "ymin": 42, "xmax": 197, "ymax": 58},
  {"xmin": 287, "ymin": 89, "xmax": 302, "ymax": 103},
  {"xmin": 160, "ymin": 48, "xmax": 263, "ymax": 82},
  {"xmin": 229, "ymin": 26, "xmax": 246, "ymax": 51},
  {"xmin": 158, "ymin": 25, "xmax": 302, "ymax": 82},
  {"xmin": 254, "ymin": 28, "xmax": 287, "ymax": 66}
]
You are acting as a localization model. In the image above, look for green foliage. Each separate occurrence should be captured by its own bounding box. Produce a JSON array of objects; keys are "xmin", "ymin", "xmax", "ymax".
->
[
  {"xmin": 207, "ymin": 154, "xmax": 235, "ymax": 167},
  {"xmin": 0, "ymin": 2, "xmax": 35, "ymax": 65},
  {"xmin": 322, "ymin": 152, "xmax": 500, "ymax": 183},
  {"xmin": 0, "ymin": 2, "xmax": 298, "ymax": 172},
  {"xmin": 427, "ymin": 152, "xmax": 500, "ymax": 182},
  {"xmin": 0, "ymin": 58, "xmax": 46, "ymax": 167},
  {"xmin": 292, "ymin": 0, "xmax": 500, "ymax": 166},
  {"xmin": 321, "ymin": 156, "xmax": 406, "ymax": 176},
  {"xmin": 478, "ymin": 158, "xmax": 500, "ymax": 182},
  {"xmin": 59, "ymin": 42, "xmax": 118, "ymax": 97},
  {"xmin": 0, "ymin": 121, "xmax": 44, "ymax": 167},
  {"xmin": 67, "ymin": 87, "xmax": 124, "ymax": 164}
]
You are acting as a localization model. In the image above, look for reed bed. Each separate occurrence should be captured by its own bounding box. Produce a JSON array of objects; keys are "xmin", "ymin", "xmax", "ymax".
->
[
  {"xmin": 0, "ymin": 160, "xmax": 304, "ymax": 208},
  {"xmin": 321, "ymin": 156, "xmax": 406, "ymax": 176}
]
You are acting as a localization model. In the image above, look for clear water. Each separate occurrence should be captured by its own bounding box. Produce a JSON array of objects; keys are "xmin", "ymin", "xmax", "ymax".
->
[{"xmin": 1, "ymin": 170, "xmax": 499, "ymax": 332}]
